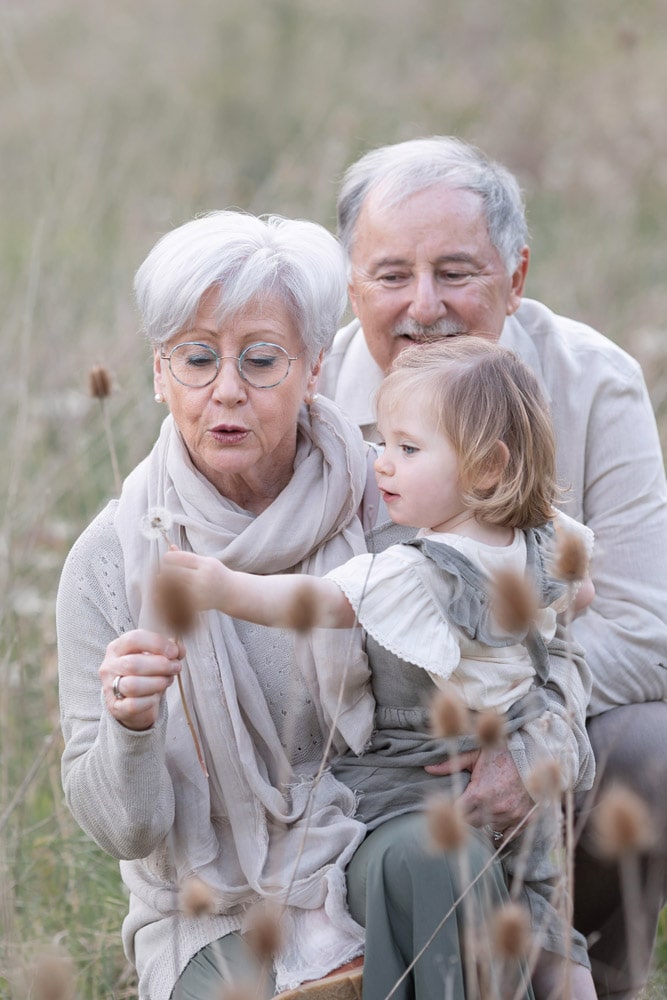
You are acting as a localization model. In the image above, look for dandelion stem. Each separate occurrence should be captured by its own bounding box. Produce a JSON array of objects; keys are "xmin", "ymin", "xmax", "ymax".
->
[{"xmin": 177, "ymin": 666, "xmax": 209, "ymax": 779}]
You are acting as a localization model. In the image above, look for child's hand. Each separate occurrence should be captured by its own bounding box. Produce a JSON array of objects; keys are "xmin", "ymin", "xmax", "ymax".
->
[{"xmin": 162, "ymin": 549, "xmax": 231, "ymax": 612}]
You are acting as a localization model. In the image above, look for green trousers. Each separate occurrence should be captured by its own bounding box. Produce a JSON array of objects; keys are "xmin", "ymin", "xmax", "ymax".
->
[{"xmin": 172, "ymin": 812, "xmax": 534, "ymax": 1000}]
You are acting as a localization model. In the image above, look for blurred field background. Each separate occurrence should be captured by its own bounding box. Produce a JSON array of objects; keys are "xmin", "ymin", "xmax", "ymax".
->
[{"xmin": 1, "ymin": 0, "xmax": 666, "ymax": 996}]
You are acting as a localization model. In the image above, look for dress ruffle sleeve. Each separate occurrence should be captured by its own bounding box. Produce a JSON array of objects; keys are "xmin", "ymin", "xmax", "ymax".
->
[{"xmin": 326, "ymin": 549, "xmax": 462, "ymax": 681}]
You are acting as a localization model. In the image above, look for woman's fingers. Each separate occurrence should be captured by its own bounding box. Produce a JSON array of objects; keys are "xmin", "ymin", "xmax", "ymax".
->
[
  {"xmin": 106, "ymin": 629, "xmax": 181, "ymax": 663},
  {"xmin": 100, "ymin": 629, "xmax": 182, "ymax": 731}
]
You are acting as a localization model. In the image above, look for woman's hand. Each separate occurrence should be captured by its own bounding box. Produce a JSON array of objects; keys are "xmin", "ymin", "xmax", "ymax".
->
[
  {"xmin": 100, "ymin": 630, "xmax": 182, "ymax": 732},
  {"xmin": 426, "ymin": 747, "xmax": 534, "ymax": 835}
]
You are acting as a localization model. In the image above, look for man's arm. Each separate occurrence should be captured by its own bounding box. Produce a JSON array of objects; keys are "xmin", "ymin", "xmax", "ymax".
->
[{"xmin": 570, "ymin": 365, "xmax": 667, "ymax": 714}]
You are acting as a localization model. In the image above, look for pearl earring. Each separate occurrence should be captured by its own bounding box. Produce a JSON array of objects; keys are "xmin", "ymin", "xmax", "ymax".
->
[{"xmin": 154, "ymin": 393, "xmax": 165, "ymax": 403}]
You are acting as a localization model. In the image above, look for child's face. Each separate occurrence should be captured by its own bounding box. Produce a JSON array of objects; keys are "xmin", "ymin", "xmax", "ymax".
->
[{"xmin": 374, "ymin": 398, "xmax": 469, "ymax": 533}]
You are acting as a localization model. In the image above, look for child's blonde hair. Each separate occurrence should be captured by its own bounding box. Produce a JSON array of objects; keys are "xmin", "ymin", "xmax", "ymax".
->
[{"xmin": 377, "ymin": 339, "xmax": 557, "ymax": 529}]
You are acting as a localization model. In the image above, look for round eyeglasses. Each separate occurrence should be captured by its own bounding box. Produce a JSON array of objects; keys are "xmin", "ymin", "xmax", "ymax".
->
[{"xmin": 160, "ymin": 341, "xmax": 303, "ymax": 389}]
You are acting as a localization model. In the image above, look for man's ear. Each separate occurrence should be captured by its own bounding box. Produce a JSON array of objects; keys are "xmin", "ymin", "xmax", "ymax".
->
[
  {"xmin": 506, "ymin": 246, "xmax": 530, "ymax": 316},
  {"xmin": 477, "ymin": 440, "xmax": 510, "ymax": 490},
  {"xmin": 348, "ymin": 279, "xmax": 361, "ymax": 319}
]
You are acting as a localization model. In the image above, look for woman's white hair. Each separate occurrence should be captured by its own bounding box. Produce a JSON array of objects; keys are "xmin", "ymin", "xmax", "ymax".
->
[
  {"xmin": 337, "ymin": 136, "xmax": 528, "ymax": 274},
  {"xmin": 135, "ymin": 210, "xmax": 348, "ymax": 358}
]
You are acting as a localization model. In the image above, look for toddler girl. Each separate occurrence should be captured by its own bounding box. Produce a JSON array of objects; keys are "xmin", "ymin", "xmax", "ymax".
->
[{"xmin": 164, "ymin": 338, "xmax": 596, "ymax": 999}]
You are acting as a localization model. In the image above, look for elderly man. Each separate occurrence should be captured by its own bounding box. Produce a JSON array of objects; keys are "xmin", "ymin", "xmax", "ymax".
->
[{"xmin": 320, "ymin": 136, "xmax": 667, "ymax": 999}]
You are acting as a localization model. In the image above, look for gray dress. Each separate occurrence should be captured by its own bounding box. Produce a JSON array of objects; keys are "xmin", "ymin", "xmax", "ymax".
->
[{"xmin": 332, "ymin": 525, "xmax": 590, "ymax": 969}]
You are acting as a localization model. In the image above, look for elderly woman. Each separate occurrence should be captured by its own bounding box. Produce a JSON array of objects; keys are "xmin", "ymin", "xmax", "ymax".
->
[{"xmin": 57, "ymin": 211, "xmax": 531, "ymax": 1000}]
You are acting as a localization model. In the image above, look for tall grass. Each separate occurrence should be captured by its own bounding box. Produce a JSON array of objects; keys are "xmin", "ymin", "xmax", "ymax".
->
[{"xmin": 1, "ymin": 0, "xmax": 666, "ymax": 995}]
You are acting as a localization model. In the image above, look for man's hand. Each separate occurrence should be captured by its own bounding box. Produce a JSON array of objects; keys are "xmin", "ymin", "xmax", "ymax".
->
[{"xmin": 425, "ymin": 747, "xmax": 534, "ymax": 833}]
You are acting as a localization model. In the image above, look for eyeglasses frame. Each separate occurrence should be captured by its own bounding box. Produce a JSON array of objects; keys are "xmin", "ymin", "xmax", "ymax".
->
[{"xmin": 159, "ymin": 340, "xmax": 303, "ymax": 390}]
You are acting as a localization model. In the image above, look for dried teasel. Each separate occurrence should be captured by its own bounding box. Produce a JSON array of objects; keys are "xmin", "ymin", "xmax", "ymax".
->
[
  {"xmin": 490, "ymin": 569, "xmax": 538, "ymax": 634},
  {"xmin": 88, "ymin": 364, "xmax": 113, "ymax": 399},
  {"xmin": 215, "ymin": 986, "xmax": 256, "ymax": 1000},
  {"xmin": 31, "ymin": 950, "xmax": 76, "ymax": 1000},
  {"xmin": 553, "ymin": 526, "xmax": 588, "ymax": 583},
  {"xmin": 525, "ymin": 758, "xmax": 563, "ymax": 803},
  {"xmin": 88, "ymin": 363, "xmax": 122, "ymax": 493},
  {"xmin": 426, "ymin": 793, "xmax": 468, "ymax": 852},
  {"xmin": 244, "ymin": 901, "xmax": 283, "ymax": 961},
  {"xmin": 180, "ymin": 875, "xmax": 217, "ymax": 917},
  {"xmin": 591, "ymin": 784, "xmax": 656, "ymax": 859},
  {"xmin": 430, "ymin": 685, "xmax": 471, "ymax": 738},
  {"xmin": 154, "ymin": 567, "xmax": 197, "ymax": 635},
  {"xmin": 284, "ymin": 581, "xmax": 319, "ymax": 633},
  {"xmin": 475, "ymin": 709, "xmax": 506, "ymax": 749},
  {"xmin": 153, "ymin": 567, "xmax": 208, "ymax": 777},
  {"xmin": 490, "ymin": 902, "xmax": 532, "ymax": 959}
]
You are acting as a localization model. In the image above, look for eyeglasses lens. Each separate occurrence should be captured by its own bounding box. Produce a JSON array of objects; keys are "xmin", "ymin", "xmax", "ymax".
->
[{"xmin": 168, "ymin": 343, "xmax": 290, "ymax": 388}]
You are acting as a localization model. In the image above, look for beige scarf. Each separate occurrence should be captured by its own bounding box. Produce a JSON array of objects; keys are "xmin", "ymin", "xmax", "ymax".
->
[{"xmin": 114, "ymin": 396, "xmax": 372, "ymax": 987}]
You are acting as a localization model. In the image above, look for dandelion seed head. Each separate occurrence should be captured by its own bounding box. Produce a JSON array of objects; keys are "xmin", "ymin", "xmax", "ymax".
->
[
  {"xmin": 180, "ymin": 875, "xmax": 217, "ymax": 917},
  {"xmin": 244, "ymin": 901, "xmax": 283, "ymax": 961},
  {"xmin": 491, "ymin": 902, "xmax": 532, "ymax": 958},
  {"xmin": 88, "ymin": 364, "xmax": 112, "ymax": 400},
  {"xmin": 426, "ymin": 794, "xmax": 468, "ymax": 852},
  {"xmin": 154, "ymin": 567, "xmax": 197, "ymax": 634},
  {"xmin": 490, "ymin": 569, "xmax": 538, "ymax": 634},
  {"xmin": 140, "ymin": 507, "xmax": 174, "ymax": 541},
  {"xmin": 430, "ymin": 685, "xmax": 470, "ymax": 738},
  {"xmin": 553, "ymin": 527, "xmax": 588, "ymax": 583},
  {"xmin": 592, "ymin": 784, "xmax": 656, "ymax": 859}
]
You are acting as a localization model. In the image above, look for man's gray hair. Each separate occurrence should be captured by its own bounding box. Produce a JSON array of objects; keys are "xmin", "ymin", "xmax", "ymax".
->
[
  {"xmin": 337, "ymin": 136, "xmax": 528, "ymax": 274},
  {"xmin": 135, "ymin": 210, "xmax": 348, "ymax": 357}
]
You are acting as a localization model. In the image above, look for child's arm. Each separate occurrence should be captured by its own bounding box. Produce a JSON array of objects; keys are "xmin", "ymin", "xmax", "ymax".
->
[{"xmin": 161, "ymin": 549, "xmax": 356, "ymax": 629}]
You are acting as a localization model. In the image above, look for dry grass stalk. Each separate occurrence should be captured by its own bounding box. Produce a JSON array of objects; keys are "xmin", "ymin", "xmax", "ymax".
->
[
  {"xmin": 591, "ymin": 784, "xmax": 656, "ymax": 859},
  {"xmin": 153, "ymin": 568, "xmax": 208, "ymax": 777},
  {"xmin": 430, "ymin": 685, "xmax": 471, "ymax": 738},
  {"xmin": 88, "ymin": 364, "xmax": 122, "ymax": 494},
  {"xmin": 490, "ymin": 569, "xmax": 538, "ymax": 634},
  {"xmin": 180, "ymin": 875, "xmax": 217, "ymax": 917},
  {"xmin": 426, "ymin": 793, "xmax": 468, "ymax": 852},
  {"xmin": 490, "ymin": 902, "xmax": 532, "ymax": 959},
  {"xmin": 475, "ymin": 709, "xmax": 506, "ymax": 749},
  {"xmin": 553, "ymin": 527, "xmax": 588, "ymax": 583}
]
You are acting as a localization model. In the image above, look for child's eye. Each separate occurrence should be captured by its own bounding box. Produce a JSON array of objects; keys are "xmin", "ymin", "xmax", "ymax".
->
[{"xmin": 401, "ymin": 445, "xmax": 418, "ymax": 456}]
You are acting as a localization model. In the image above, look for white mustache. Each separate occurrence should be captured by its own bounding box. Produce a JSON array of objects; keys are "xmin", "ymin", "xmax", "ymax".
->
[{"xmin": 393, "ymin": 319, "xmax": 466, "ymax": 339}]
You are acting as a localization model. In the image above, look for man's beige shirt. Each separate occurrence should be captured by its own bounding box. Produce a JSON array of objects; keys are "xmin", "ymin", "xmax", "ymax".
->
[{"xmin": 320, "ymin": 299, "xmax": 667, "ymax": 716}]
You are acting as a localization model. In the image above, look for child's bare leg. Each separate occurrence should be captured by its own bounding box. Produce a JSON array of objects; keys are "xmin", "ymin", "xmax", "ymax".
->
[{"xmin": 532, "ymin": 949, "xmax": 597, "ymax": 1000}]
